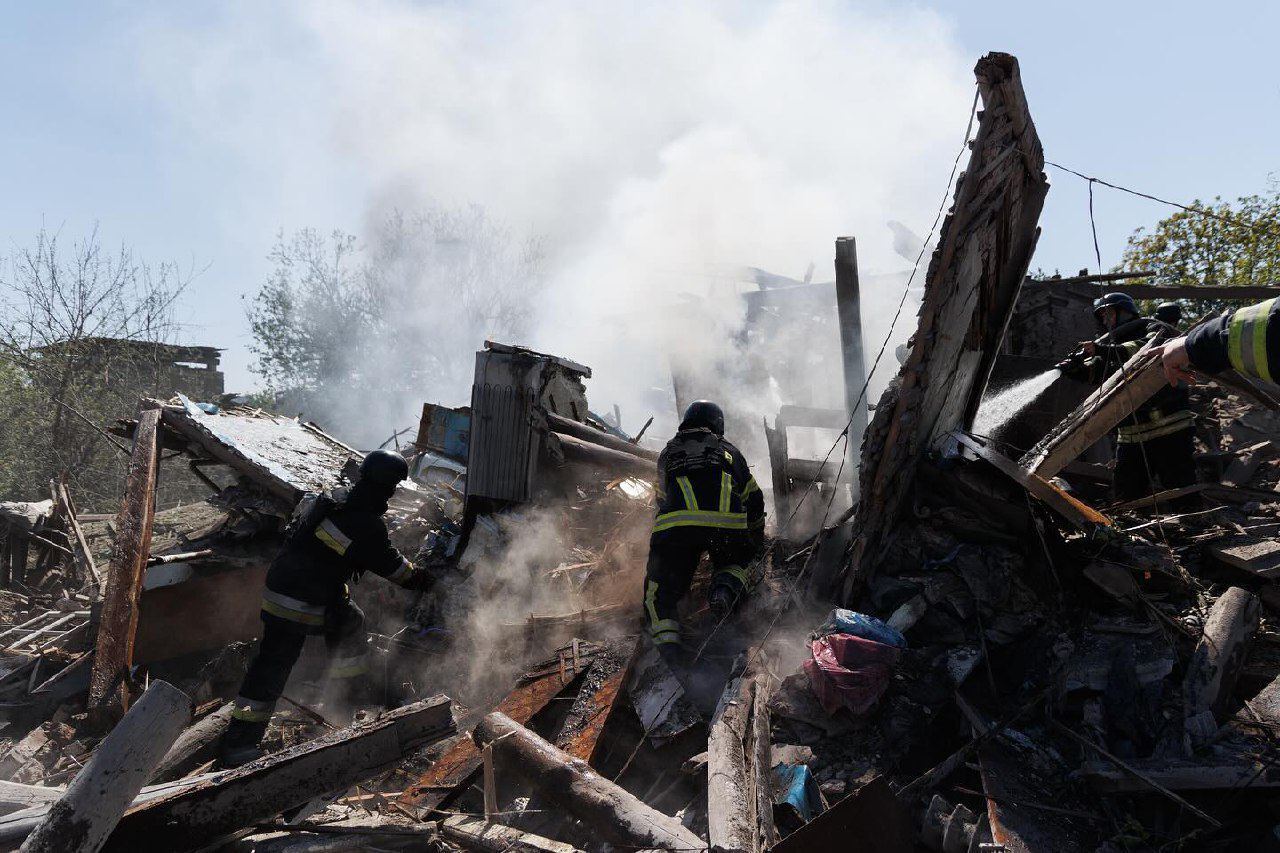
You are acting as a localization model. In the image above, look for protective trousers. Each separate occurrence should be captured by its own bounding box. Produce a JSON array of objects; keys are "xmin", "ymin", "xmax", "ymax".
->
[
  {"xmin": 223, "ymin": 599, "xmax": 370, "ymax": 750},
  {"xmin": 1114, "ymin": 426, "xmax": 1197, "ymax": 509},
  {"xmin": 642, "ymin": 529, "xmax": 756, "ymax": 649}
]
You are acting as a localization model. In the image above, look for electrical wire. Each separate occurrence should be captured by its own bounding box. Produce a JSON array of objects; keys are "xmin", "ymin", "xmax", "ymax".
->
[{"xmin": 1045, "ymin": 160, "xmax": 1280, "ymax": 242}]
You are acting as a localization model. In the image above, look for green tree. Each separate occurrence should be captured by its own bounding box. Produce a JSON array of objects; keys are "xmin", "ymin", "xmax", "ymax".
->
[
  {"xmin": 1120, "ymin": 183, "xmax": 1280, "ymax": 309},
  {"xmin": 247, "ymin": 205, "xmax": 545, "ymax": 447},
  {"xmin": 0, "ymin": 226, "xmax": 192, "ymax": 509}
]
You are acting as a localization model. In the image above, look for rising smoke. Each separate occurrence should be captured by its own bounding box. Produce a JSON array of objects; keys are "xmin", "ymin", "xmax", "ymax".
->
[{"xmin": 136, "ymin": 0, "xmax": 973, "ymax": 454}]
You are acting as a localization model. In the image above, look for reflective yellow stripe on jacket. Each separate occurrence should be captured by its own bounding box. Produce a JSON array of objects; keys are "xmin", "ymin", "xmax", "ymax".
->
[
  {"xmin": 1115, "ymin": 409, "xmax": 1195, "ymax": 444},
  {"xmin": 1229, "ymin": 298, "xmax": 1277, "ymax": 382},
  {"xmin": 655, "ymin": 468, "xmax": 748, "ymax": 533},
  {"xmin": 653, "ymin": 510, "xmax": 749, "ymax": 533}
]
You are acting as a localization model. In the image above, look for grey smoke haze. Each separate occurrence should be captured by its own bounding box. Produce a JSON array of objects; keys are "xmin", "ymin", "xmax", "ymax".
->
[{"xmin": 135, "ymin": 1, "xmax": 973, "ymax": 448}]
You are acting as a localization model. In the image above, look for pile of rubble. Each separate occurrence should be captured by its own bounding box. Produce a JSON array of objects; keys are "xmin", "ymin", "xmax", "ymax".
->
[{"xmin": 3, "ymin": 49, "xmax": 1280, "ymax": 853}]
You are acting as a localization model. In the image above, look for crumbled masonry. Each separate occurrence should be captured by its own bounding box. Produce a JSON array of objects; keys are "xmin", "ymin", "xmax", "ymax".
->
[{"xmin": 4, "ymin": 50, "xmax": 1280, "ymax": 851}]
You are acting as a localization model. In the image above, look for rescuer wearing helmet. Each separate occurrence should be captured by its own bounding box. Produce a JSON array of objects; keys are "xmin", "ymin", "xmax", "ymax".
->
[
  {"xmin": 218, "ymin": 449, "xmax": 432, "ymax": 767},
  {"xmin": 1154, "ymin": 302, "xmax": 1183, "ymax": 329},
  {"xmin": 643, "ymin": 401, "xmax": 766, "ymax": 667},
  {"xmin": 1055, "ymin": 292, "xmax": 1196, "ymax": 504}
]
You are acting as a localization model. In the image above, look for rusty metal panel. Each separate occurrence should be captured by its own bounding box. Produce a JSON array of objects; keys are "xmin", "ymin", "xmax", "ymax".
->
[{"xmin": 555, "ymin": 639, "xmax": 638, "ymax": 763}]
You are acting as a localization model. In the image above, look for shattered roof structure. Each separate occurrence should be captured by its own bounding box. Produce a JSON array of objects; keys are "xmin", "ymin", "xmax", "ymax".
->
[{"xmin": 159, "ymin": 396, "xmax": 356, "ymax": 504}]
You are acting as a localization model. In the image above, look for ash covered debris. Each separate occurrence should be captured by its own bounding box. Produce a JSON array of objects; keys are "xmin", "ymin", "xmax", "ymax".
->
[{"xmin": 2, "ymin": 50, "xmax": 1280, "ymax": 853}]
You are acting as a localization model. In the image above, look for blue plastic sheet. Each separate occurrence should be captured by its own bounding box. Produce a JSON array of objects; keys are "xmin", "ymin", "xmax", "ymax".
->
[
  {"xmin": 771, "ymin": 763, "xmax": 824, "ymax": 823},
  {"xmin": 813, "ymin": 608, "xmax": 907, "ymax": 649}
]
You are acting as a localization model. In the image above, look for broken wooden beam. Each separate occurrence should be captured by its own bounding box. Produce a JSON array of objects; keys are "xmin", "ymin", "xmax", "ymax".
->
[
  {"xmin": 545, "ymin": 412, "xmax": 659, "ymax": 462},
  {"xmin": 953, "ymin": 432, "xmax": 1111, "ymax": 531},
  {"xmin": 100, "ymin": 696, "xmax": 454, "ymax": 852},
  {"xmin": 834, "ymin": 236, "xmax": 868, "ymax": 493},
  {"xmin": 707, "ymin": 660, "xmax": 776, "ymax": 853},
  {"xmin": 439, "ymin": 815, "xmax": 585, "ymax": 853},
  {"xmin": 53, "ymin": 481, "xmax": 99, "ymax": 588},
  {"xmin": 1184, "ymin": 586, "xmax": 1260, "ymax": 749},
  {"xmin": 21, "ymin": 680, "xmax": 191, "ymax": 853},
  {"xmin": 399, "ymin": 662, "xmax": 584, "ymax": 815},
  {"xmin": 1052, "ymin": 722, "xmax": 1222, "ymax": 827},
  {"xmin": 88, "ymin": 403, "xmax": 161, "ymax": 720},
  {"xmin": 473, "ymin": 711, "xmax": 704, "ymax": 852},
  {"xmin": 551, "ymin": 432, "xmax": 657, "ymax": 478},
  {"xmin": 843, "ymin": 52, "xmax": 1048, "ymax": 600},
  {"xmin": 1020, "ymin": 343, "xmax": 1168, "ymax": 480},
  {"xmin": 149, "ymin": 701, "xmax": 235, "ymax": 784}
]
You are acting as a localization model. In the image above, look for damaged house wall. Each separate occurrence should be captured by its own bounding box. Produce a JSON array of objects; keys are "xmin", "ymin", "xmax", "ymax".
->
[{"xmin": 837, "ymin": 52, "xmax": 1049, "ymax": 603}]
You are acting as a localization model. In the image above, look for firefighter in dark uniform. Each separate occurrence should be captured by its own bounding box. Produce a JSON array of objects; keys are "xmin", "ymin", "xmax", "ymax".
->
[
  {"xmin": 218, "ymin": 450, "xmax": 431, "ymax": 767},
  {"xmin": 1162, "ymin": 297, "xmax": 1280, "ymax": 387},
  {"xmin": 1154, "ymin": 301, "xmax": 1183, "ymax": 329},
  {"xmin": 1056, "ymin": 292, "xmax": 1197, "ymax": 503},
  {"xmin": 644, "ymin": 401, "xmax": 766, "ymax": 666}
]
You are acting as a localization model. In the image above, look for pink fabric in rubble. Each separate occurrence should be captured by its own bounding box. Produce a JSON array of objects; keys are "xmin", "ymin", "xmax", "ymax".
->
[{"xmin": 803, "ymin": 632, "xmax": 901, "ymax": 716}]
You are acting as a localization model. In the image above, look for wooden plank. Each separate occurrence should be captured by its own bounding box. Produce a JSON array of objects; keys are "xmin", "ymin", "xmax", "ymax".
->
[
  {"xmin": 89, "ymin": 404, "xmax": 161, "ymax": 719},
  {"xmin": 53, "ymin": 483, "xmax": 99, "ymax": 588},
  {"xmin": 953, "ymin": 432, "xmax": 1111, "ymax": 530},
  {"xmin": 439, "ymin": 815, "xmax": 584, "ymax": 853},
  {"xmin": 399, "ymin": 664, "xmax": 582, "ymax": 814},
  {"xmin": 473, "ymin": 712, "xmax": 704, "ymax": 851},
  {"xmin": 1079, "ymin": 757, "xmax": 1280, "ymax": 792},
  {"xmin": 1208, "ymin": 537, "xmax": 1280, "ymax": 580},
  {"xmin": 1021, "ymin": 344, "xmax": 1170, "ymax": 480},
  {"xmin": 21, "ymin": 681, "xmax": 190, "ymax": 853},
  {"xmin": 102, "ymin": 696, "xmax": 455, "ymax": 852},
  {"xmin": 843, "ymin": 52, "xmax": 1048, "ymax": 601}
]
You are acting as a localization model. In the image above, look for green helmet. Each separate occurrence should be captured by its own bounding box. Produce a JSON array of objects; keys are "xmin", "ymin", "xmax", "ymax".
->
[{"xmin": 1092, "ymin": 292, "xmax": 1139, "ymax": 320}]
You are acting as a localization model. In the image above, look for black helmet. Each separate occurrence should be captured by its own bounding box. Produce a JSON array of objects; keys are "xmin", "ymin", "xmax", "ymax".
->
[
  {"xmin": 1092, "ymin": 292, "xmax": 1139, "ymax": 320},
  {"xmin": 1154, "ymin": 302, "xmax": 1182, "ymax": 326},
  {"xmin": 359, "ymin": 449, "xmax": 409, "ymax": 487},
  {"xmin": 680, "ymin": 400, "xmax": 725, "ymax": 436}
]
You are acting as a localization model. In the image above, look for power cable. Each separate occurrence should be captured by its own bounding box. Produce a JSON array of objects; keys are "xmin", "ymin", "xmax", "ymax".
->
[{"xmin": 1045, "ymin": 160, "xmax": 1280, "ymax": 242}]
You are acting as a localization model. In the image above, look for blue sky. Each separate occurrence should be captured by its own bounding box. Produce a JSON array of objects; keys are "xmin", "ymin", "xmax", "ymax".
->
[{"xmin": 2, "ymin": 1, "xmax": 1276, "ymax": 392}]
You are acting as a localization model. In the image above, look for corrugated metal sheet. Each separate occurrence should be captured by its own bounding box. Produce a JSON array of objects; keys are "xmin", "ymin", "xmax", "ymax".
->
[{"xmin": 466, "ymin": 381, "xmax": 537, "ymax": 503}]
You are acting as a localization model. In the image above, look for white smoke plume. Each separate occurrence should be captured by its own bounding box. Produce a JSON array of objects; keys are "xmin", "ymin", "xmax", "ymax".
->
[{"xmin": 135, "ymin": 1, "xmax": 973, "ymax": 456}]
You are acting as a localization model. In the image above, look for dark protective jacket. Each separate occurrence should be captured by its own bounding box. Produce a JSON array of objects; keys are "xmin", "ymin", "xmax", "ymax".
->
[
  {"xmin": 262, "ymin": 481, "xmax": 425, "ymax": 628},
  {"xmin": 1067, "ymin": 317, "xmax": 1192, "ymax": 444},
  {"xmin": 1186, "ymin": 298, "xmax": 1280, "ymax": 382},
  {"xmin": 652, "ymin": 428, "xmax": 765, "ymax": 538}
]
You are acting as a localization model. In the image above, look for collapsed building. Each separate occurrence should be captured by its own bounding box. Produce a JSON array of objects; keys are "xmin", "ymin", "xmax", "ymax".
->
[{"xmin": 2, "ymin": 51, "xmax": 1280, "ymax": 852}]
